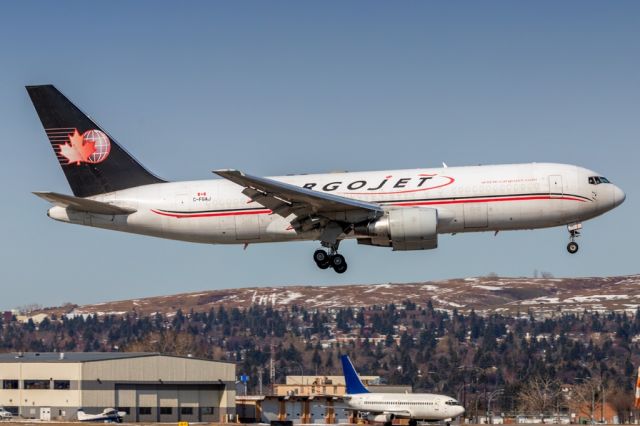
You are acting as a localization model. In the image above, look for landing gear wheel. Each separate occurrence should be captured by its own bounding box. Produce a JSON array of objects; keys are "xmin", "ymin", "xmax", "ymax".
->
[
  {"xmin": 409, "ymin": 419, "xmax": 418, "ymax": 426},
  {"xmin": 313, "ymin": 249, "xmax": 329, "ymax": 265},
  {"xmin": 334, "ymin": 262, "xmax": 348, "ymax": 274},
  {"xmin": 317, "ymin": 260, "xmax": 330, "ymax": 269},
  {"xmin": 567, "ymin": 241, "xmax": 579, "ymax": 254},
  {"xmin": 330, "ymin": 253, "xmax": 346, "ymax": 269}
]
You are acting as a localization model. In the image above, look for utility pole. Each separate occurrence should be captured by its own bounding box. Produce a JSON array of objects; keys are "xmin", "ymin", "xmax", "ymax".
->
[
  {"xmin": 270, "ymin": 345, "xmax": 275, "ymax": 395},
  {"xmin": 599, "ymin": 357, "xmax": 608, "ymax": 423}
]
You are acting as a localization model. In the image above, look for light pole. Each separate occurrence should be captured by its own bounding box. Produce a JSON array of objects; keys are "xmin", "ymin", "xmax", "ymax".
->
[
  {"xmin": 487, "ymin": 389, "xmax": 504, "ymax": 424},
  {"xmin": 458, "ymin": 365, "xmax": 485, "ymax": 422},
  {"xmin": 599, "ymin": 358, "xmax": 609, "ymax": 424}
]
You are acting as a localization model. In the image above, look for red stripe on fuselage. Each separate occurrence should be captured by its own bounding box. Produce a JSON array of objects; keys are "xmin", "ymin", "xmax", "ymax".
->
[
  {"xmin": 151, "ymin": 209, "xmax": 272, "ymax": 218},
  {"xmin": 151, "ymin": 194, "xmax": 586, "ymax": 219}
]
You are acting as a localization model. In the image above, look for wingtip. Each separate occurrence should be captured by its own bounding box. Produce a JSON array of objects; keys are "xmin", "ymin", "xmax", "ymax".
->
[{"xmin": 213, "ymin": 169, "xmax": 243, "ymax": 176}]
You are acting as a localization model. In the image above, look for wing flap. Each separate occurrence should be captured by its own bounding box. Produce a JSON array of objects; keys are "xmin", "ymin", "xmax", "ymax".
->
[
  {"xmin": 214, "ymin": 169, "xmax": 384, "ymax": 218},
  {"xmin": 33, "ymin": 191, "xmax": 136, "ymax": 215}
]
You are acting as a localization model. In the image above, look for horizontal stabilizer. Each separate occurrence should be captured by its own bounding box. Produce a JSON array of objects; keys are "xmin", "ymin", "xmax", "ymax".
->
[{"xmin": 33, "ymin": 192, "xmax": 136, "ymax": 215}]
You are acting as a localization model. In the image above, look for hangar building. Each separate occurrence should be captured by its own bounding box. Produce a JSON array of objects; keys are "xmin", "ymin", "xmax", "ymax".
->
[{"xmin": 0, "ymin": 352, "xmax": 235, "ymax": 422}]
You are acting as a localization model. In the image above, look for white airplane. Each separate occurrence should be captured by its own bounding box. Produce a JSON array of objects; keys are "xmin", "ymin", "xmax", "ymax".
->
[
  {"xmin": 77, "ymin": 408, "xmax": 126, "ymax": 423},
  {"xmin": 340, "ymin": 355, "xmax": 464, "ymax": 426},
  {"xmin": 28, "ymin": 85, "xmax": 625, "ymax": 273}
]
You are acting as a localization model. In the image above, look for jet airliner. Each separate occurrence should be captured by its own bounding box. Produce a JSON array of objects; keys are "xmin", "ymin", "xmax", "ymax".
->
[
  {"xmin": 340, "ymin": 355, "xmax": 464, "ymax": 426},
  {"xmin": 28, "ymin": 85, "xmax": 625, "ymax": 273}
]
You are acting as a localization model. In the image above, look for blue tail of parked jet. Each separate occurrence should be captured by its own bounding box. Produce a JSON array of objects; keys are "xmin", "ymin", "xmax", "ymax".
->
[{"xmin": 340, "ymin": 355, "xmax": 370, "ymax": 394}]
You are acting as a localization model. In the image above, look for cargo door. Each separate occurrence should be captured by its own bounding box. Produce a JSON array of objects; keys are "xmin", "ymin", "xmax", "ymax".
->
[
  {"xmin": 235, "ymin": 215, "xmax": 260, "ymax": 240},
  {"xmin": 463, "ymin": 203, "xmax": 488, "ymax": 228},
  {"xmin": 310, "ymin": 400, "xmax": 327, "ymax": 423},
  {"xmin": 259, "ymin": 399, "xmax": 280, "ymax": 423}
]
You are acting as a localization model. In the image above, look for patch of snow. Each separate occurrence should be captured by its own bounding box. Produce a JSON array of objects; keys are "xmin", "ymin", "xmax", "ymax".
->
[
  {"xmin": 364, "ymin": 284, "xmax": 392, "ymax": 293},
  {"xmin": 278, "ymin": 291, "xmax": 303, "ymax": 305},
  {"xmin": 472, "ymin": 285, "xmax": 503, "ymax": 291},
  {"xmin": 519, "ymin": 297, "xmax": 560, "ymax": 305},
  {"xmin": 421, "ymin": 285, "xmax": 439, "ymax": 291},
  {"xmin": 566, "ymin": 295, "xmax": 629, "ymax": 303},
  {"xmin": 432, "ymin": 296, "xmax": 465, "ymax": 308}
]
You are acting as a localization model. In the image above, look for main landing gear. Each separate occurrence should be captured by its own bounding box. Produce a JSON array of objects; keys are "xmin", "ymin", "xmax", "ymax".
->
[
  {"xmin": 567, "ymin": 223, "xmax": 582, "ymax": 254},
  {"xmin": 313, "ymin": 246, "xmax": 348, "ymax": 274}
]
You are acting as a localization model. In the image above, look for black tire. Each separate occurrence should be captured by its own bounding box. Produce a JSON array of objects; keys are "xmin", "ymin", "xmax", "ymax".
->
[
  {"xmin": 313, "ymin": 249, "xmax": 328, "ymax": 263},
  {"xmin": 334, "ymin": 262, "xmax": 348, "ymax": 274},
  {"xmin": 317, "ymin": 260, "xmax": 330, "ymax": 269},
  {"xmin": 409, "ymin": 420, "xmax": 418, "ymax": 426},
  {"xmin": 567, "ymin": 241, "xmax": 579, "ymax": 254},
  {"xmin": 330, "ymin": 253, "xmax": 346, "ymax": 268}
]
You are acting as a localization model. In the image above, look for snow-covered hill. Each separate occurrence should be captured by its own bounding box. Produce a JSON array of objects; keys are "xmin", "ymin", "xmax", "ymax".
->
[{"xmin": 37, "ymin": 274, "xmax": 640, "ymax": 319}]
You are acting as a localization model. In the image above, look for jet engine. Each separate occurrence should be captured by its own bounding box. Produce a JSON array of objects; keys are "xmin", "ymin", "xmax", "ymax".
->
[
  {"xmin": 356, "ymin": 207, "xmax": 438, "ymax": 250},
  {"xmin": 372, "ymin": 414, "xmax": 394, "ymax": 423}
]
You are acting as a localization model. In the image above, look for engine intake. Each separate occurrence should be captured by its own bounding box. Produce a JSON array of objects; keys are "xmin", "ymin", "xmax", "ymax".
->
[{"xmin": 356, "ymin": 207, "xmax": 438, "ymax": 251}]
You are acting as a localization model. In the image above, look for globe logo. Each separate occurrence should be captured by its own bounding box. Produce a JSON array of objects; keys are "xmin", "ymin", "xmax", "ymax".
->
[{"xmin": 83, "ymin": 129, "xmax": 111, "ymax": 163}]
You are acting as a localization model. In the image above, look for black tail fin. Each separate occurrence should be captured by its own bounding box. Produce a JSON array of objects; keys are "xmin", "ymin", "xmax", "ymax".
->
[{"xmin": 26, "ymin": 85, "xmax": 164, "ymax": 197}]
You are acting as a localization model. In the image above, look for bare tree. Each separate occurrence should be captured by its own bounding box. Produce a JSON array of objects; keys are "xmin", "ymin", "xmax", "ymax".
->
[
  {"xmin": 567, "ymin": 378, "xmax": 600, "ymax": 423},
  {"xmin": 517, "ymin": 376, "xmax": 563, "ymax": 415}
]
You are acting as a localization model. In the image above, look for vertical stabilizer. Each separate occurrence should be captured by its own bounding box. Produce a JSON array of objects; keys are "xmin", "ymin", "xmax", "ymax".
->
[
  {"xmin": 27, "ymin": 85, "xmax": 164, "ymax": 197},
  {"xmin": 340, "ymin": 355, "xmax": 370, "ymax": 394},
  {"xmin": 635, "ymin": 366, "xmax": 640, "ymax": 408}
]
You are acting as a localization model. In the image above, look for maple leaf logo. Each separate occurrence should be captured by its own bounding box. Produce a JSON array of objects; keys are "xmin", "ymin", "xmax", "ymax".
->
[{"xmin": 58, "ymin": 130, "xmax": 96, "ymax": 165}]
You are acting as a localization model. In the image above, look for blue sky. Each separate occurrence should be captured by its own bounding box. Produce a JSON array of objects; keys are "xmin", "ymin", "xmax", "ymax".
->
[{"xmin": 0, "ymin": 1, "xmax": 638, "ymax": 310}]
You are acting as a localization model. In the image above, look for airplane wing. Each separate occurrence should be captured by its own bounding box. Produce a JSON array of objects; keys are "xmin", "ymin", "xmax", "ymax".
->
[
  {"xmin": 382, "ymin": 410, "xmax": 412, "ymax": 416},
  {"xmin": 213, "ymin": 169, "xmax": 383, "ymax": 233},
  {"xmin": 33, "ymin": 192, "xmax": 136, "ymax": 215}
]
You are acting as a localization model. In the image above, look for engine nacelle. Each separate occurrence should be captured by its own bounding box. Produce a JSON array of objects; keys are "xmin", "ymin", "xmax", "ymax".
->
[
  {"xmin": 372, "ymin": 414, "xmax": 393, "ymax": 423},
  {"xmin": 356, "ymin": 207, "xmax": 438, "ymax": 251}
]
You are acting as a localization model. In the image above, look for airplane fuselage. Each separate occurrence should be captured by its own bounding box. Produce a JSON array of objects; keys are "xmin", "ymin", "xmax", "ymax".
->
[
  {"xmin": 346, "ymin": 392, "xmax": 465, "ymax": 422},
  {"xmin": 48, "ymin": 162, "xmax": 625, "ymax": 246}
]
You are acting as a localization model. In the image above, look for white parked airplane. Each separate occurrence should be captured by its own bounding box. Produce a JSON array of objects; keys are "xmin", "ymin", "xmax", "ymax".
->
[
  {"xmin": 77, "ymin": 408, "xmax": 126, "ymax": 423},
  {"xmin": 340, "ymin": 355, "xmax": 465, "ymax": 426},
  {"xmin": 28, "ymin": 85, "xmax": 625, "ymax": 273}
]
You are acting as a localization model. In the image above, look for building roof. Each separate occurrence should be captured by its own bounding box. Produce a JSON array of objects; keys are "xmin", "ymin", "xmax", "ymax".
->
[{"xmin": 0, "ymin": 352, "xmax": 233, "ymax": 364}]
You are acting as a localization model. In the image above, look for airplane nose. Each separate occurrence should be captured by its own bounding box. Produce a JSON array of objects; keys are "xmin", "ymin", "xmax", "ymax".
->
[{"xmin": 613, "ymin": 185, "xmax": 626, "ymax": 207}]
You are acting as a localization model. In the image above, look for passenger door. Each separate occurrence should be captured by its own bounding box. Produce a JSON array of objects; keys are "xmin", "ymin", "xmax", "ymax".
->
[{"xmin": 549, "ymin": 175, "xmax": 563, "ymax": 199}]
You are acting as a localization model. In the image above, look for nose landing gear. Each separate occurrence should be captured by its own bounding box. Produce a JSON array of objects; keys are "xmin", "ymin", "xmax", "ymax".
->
[
  {"xmin": 313, "ymin": 244, "xmax": 348, "ymax": 273},
  {"xmin": 566, "ymin": 223, "xmax": 582, "ymax": 254}
]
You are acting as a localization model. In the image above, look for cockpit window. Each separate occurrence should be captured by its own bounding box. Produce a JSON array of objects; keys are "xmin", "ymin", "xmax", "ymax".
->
[
  {"xmin": 588, "ymin": 176, "xmax": 611, "ymax": 185},
  {"xmin": 445, "ymin": 399, "xmax": 459, "ymax": 406},
  {"xmin": 599, "ymin": 177, "xmax": 610, "ymax": 183}
]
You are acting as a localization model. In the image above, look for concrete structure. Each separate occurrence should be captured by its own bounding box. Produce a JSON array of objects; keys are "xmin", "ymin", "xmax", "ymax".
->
[
  {"xmin": 236, "ymin": 395, "xmax": 354, "ymax": 424},
  {"xmin": 0, "ymin": 352, "xmax": 235, "ymax": 422},
  {"xmin": 275, "ymin": 375, "xmax": 411, "ymax": 396}
]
